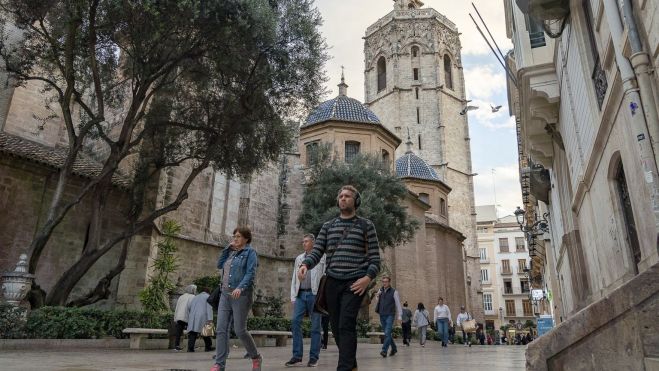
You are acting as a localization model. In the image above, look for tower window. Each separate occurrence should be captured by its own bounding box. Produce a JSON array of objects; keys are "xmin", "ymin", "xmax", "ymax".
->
[
  {"xmin": 440, "ymin": 197, "xmax": 447, "ymax": 215},
  {"xmin": 377, "ymin": 57, "xmax": 387, "ymax": 92},
  {"xmin": 345, "ymin": 141, "xmax": 360, "ymax": 163},
  {"xmin": 415, "ymin": 87, "xmax": 419, "ymax": 99},
  {"xmin": 411, "ymin": 46, "xmax": 419, "ymax": 58},
  {"xmin": 305, "ymin": 141, "xmax": 319, "ymax": 166},
  {"xmin": 418, "ymin": 134, "xmax": 422, "ymax": 150},
  {"xmin": 416, "ymin": 107, "xmax": 420, "ymax": 124},
  {"xmin": 382, "ymin": 149, "xmax": 390, "ymax": 165},
  {"xmin": 444, "ymin": 55, "xmax": 453, "ymax": 90},
  {"xmin": 413, "ymin": 68, "xmax": 419, "ymax": 81},
  {"xmin": 419, "ymin": 193, "xmax": 429, "ymax": 204}
]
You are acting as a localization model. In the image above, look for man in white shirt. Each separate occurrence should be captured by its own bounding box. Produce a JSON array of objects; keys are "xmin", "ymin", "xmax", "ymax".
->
[
  {"xmin": 455, "ymin": 305, "xmax": 472, "ymax": 347},
  {"xmin": 374, "ymin": 276, "xmax": 403, "ymax": 358},
  {"xmin": 286, "ymin": 234, "xmax": 326, "ymax": 367},
  {"xmin": 433, "ymin": 297, "xmax": 452, "ymax": 347}
]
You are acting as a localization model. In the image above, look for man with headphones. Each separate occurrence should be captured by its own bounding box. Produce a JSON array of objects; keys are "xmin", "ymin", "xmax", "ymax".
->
[{"xmin": 298, "ymin": 185, "xmax": 381, "ymax": 371}]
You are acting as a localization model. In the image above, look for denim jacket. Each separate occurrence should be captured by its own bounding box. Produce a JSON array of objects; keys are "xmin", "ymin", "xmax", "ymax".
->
[{"xmin": 217, "ymin": 244, "xmax": 258, "ymax": 291}]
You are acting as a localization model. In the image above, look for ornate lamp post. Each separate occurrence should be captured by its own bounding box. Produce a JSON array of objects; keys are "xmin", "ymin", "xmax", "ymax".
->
[{"xmin": 514, "ymin": 206, "xmax": 549, "ymax": 258}]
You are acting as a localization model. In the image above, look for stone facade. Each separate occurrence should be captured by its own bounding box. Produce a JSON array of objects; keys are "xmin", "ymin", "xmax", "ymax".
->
[
  {"xmin": 363, "ymin": 1, "xmax": 482, "ymax": 320},
  {"xmin": 505, "ymin": 0, "xmax": 659, "ymax": 368}
]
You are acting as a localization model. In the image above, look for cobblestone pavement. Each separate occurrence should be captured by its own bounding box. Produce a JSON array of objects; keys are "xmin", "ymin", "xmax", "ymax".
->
[{"xmin": 0, "ymin": 343, "xmax": 527, "ymax": 370}]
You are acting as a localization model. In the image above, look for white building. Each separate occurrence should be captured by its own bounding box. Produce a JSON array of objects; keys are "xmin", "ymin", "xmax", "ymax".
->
[{"xmin": 477, "ymin": 205, "xmax": 535, "ymax": 333}]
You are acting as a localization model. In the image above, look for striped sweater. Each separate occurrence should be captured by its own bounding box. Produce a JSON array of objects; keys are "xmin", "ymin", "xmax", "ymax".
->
[{"xmin": 302, "ymin": 216, "xmax": 380, "ymax": 280}]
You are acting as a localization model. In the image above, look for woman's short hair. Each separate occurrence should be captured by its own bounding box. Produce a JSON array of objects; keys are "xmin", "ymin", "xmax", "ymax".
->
[{"xmin": 233, "ymin": 226, "xmax": 252, "ymax": 244}]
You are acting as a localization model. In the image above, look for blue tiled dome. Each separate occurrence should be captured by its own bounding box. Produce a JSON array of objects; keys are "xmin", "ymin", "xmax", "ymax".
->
[
  {"xmin": 396, "ymin": 152, "xmax": 440, "ymax": 181},
  {"xmin": 305, "ymin": 96, "xmax": 381, "ymax": 126}
]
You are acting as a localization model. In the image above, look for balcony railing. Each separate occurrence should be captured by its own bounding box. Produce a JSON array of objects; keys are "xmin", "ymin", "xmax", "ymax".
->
[
  {"xmin": 500, "ymin": 266, "xmax": 514, "ymax": 275},
  {"xmin": 503, "ymin": 287, "xmax": 527, "ymax": 295}
]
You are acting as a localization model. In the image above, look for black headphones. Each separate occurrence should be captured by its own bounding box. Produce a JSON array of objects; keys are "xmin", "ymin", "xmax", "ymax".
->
[{"xmin": 336, "ymin": 189, "xmax": 361, "ymax": 209}]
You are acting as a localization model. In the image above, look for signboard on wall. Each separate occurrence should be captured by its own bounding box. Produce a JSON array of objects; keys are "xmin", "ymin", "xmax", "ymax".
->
[
  {"xmin": 537, "ymin": 315, "xmax": 554, "ymax": 337},
  {"xmin": 531, "ymin": 289, "xmax": 544, "ymax": 301}
]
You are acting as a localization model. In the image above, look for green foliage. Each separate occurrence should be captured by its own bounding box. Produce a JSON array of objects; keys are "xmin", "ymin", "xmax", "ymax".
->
[
  {"xmin": 0, "ymin": 304, "xmax": 27, "ymax": 339},
  {"xmin": 263, "ymin": 294, "xmax": 285, "ymax": 318},
  {"xmin": 21, "ymin": 307, "xmax": 171, "ymax": 339},
  {"xmin": 139, "ymin": 220, "xmax": 181, "ymax": 313},
  {"xmin": 297, "ymin": 153, "xmax": 420, "ymax": 248},
  {"xmin": 193, "ymin": 275, "xmax": 221, "ymax": 291},
  {"xmin": 524, "ymin": 319, "xmax": 536, "ymax": 329},
  {"xmin": 356, "ymin": 319, "xmax": 372, "ymax": 338}
]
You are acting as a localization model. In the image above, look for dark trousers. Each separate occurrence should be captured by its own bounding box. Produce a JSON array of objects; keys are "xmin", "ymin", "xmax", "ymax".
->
[
  {"xmin": 175, "ymin": 320, "xmax": 187, "ymax": 348},
  {"xmin": 325, "ymin": 276, "xmax": 364, "ymax": 371},
  {"xmin": 321, "ymin": 315, "xmax": 330, "ymax": 348},
  {"xmin": 401, "ymin": 321, "xmax": 412, "ymax": 345},
  {"xmin": 187, "ymin": 331, "xmax": 213, "ymax": 352}
]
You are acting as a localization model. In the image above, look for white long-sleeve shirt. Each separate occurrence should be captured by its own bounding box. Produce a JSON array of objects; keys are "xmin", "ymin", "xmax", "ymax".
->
[
  {"xmin": 433, "ymin": 304, "xmax": 451, "ymax": 322},
  {"xmin": 456, "ymin": 311, "xmax": 471, "ymax": 326}
]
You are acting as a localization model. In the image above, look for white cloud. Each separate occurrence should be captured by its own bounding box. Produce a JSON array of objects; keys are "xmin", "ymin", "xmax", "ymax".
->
[
  {"xmin": 473, "ymin": 163, "xmax": 523, "ymax": 217},
  {"xmin": 464, "ymin": 64, "xmax": 507, "ymax": 101}
]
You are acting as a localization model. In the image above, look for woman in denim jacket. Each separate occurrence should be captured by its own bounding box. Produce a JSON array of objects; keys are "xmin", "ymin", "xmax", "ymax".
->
[{"xmin": 211, "ymin": 226, "xmax": 261, "ymax": 371}]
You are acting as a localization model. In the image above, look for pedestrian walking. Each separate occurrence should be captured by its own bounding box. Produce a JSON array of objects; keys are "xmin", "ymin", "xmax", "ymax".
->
[
  {"xmin": 401, "ymin": 302, "xmax": 413, "ymax": 346},
  {"xmin": 433, "ymin": 297, "xmax": 452, "ymax": 347},
  {"xmin": 211, "ymin": 226, "xmax": 262, "ymax": 371},
  {"xmin": 286, "ymin": 234, "xmax": 326, "ymax": 367},
  {"xmin": 412, "ymin": 303, "xmax": 430, "ymax": 347},
  {"xmin": 374, "ymin": 276, "xmax": 402, "ymax": 358},
  {"xmin": 456, "ymin": 306, "xmax": 472, "ymax": 347},
  {"xmin": 297, "ymin": 185, "xmax": 381, "ymax": 371},
  {"xmin": 173, "ymin": 284, "xmax": 197, "ymax": 351},
  {"xmin": 187, "ymin": 287, "xmax": 214, "ymax": 352}
]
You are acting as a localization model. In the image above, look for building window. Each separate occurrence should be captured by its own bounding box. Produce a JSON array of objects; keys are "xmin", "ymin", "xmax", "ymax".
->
[
  {"xmin": 504, "ymin": 279, "xmax": 513, "ymax": 294},
  {"xmin": 416, "ymin": 107, "xmax": 420, "ymax": 124},
  {"xmin": 502, "ymin": 260, "xmax": 511, "ymax": 275},
  {"xmin": 520, "ymin": 280, "xmax": 530, "ymax": 293},
  {"xmin": 377, "ymin": 57, "xmax": 387, "ymax": 92},
  {"xmin": 499, "ymin": 238, "xmax": 509, "ymax": 252},
  {"xmin": 615, "ymin": 162, "xmax": 642, "ymax": 273},
  {"xmin": 418, "ymin": 134, "xmax": 422, "ymax": 150},
  {"xmin": 582, "ymin": 0, "xmax": 607, "ymax": 109},
  {"xmin": 444, "ymin": 55, "xmax": 453, "ymax": 90},
  {"xmin": 522, "ymin": 299, "xmax": 533, "ymax": 316},
  {"xmin": 345, "ymin": 141, "xmax": 360, "ymax": 163},
  {"xmin": 518, "ymin": 259, "xmax": 527, "ymax": 272},
  {"xmin": 415, "ymin": 87, "xmax": 419, "ymax": 99},
  {"xmin": 418, "ymin": 192, "xmax": 429, "ymax": 204},
  {"xmin": 479, "ymin": 247, "xmax": 487, "ymax": 262},
  {"xmin": 481, "ymin": 268, "xmax": 490, "ymax": 283},
  {"xmin": 413, "ymin": 68, "xmax": 419, "ymax": 81},
  {"xmin": 483, "ymin": 293, "xmax": 493, "ymax": 311},
  {"xmin": 440, "ymin": 198, "xmax": 447, "ymax": 215},
  {"xmin": 411, "ymin": 45, "xmax": 419, "ymax": 57},
  {"xmin": 527, "ymin": 15, "xmax": 546, "ymax": 48},
  {"xmin": 381, "ymin": 149, "xmax": 390, "ymax": 165},
  {"xmin": 505, "ymin": 299, "xmax": 516, "ymax": 316},
  {"xmin": 305, "ymin": 142, "xmax": 319, "ymax": 166},
  {"xmin": 515, "ymin": 237, "xmax": 525, "ymax": 251}
]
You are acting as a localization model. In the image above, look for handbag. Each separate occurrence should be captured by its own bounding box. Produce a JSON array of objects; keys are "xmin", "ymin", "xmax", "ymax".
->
[
  {"xmin": 207, "ymin": 285, "xmax": 221, "ymax": 309},
  {"xmin": 201, "ymin": 322, "xmax": 215, "ymax": 337},
  {"xmin": 463, "ymin": 319, "xmax": 477, "ymax": 333}
]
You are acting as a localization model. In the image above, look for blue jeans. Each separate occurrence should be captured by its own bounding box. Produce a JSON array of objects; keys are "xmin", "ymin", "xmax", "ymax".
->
[
  {"xmin": 436, "ymin": 318, "xmax": 449, "ymax": 344},
  {"xmin": 379, "ymin": 314, "xmax": 397, "ymax": 353},
  {"xmin": 291, "ymin": 290, "xmax": 322, "ymax": 361}
]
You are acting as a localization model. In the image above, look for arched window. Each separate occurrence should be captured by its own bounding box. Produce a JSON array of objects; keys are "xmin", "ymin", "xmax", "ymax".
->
[
  {"xmin": 345, "ymin": 141, "xmax": 360, "ymax": 163},
  {"xmin": 444, "ymin": 55, "xmax": 453, "ymax": 90},
  {"xmin": 381, "ymin": 149, "xmax": 390, "ymax": 165},
  {"xmin": 411, "ymin": 46, "xmax": 419, "ymax": 58},
  {"xmin": 419, "ymin": 193, "xmax": 430, "ymax": 204},
  {"xmin": 305, "ymin": 141, "xmax": 319, "ymax": 166},
  {"xmin": 377, "ymin": 57, "xmax": 387, "ymax": 92}
]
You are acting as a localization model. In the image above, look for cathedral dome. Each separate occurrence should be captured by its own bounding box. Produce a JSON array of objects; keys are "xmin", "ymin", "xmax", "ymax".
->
[
  {"xmin": 396, "ymin": 151, "xmax": 440, "ymax": 181},
  {"xmin": 304, "ymin": 95, "xmax": 381, "ymax": 127}
]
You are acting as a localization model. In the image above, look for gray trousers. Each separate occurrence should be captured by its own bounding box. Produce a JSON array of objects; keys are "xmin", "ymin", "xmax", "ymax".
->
[
  {"xmin": 418, "ymin": 325, "xmax": 428, "ymax": 345},
  {"xmin": 214, "ymin": 291, "xmax": 259, "ymax": 366}
]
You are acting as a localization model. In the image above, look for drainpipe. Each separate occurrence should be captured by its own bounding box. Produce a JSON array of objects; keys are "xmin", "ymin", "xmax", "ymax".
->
[
  {"xmin": 621, "ymin": 0, "xmax": 659, "ymax": 170},
  {"xmin": 603, "ymin": 0, "xmax": 659, "ymax": 232}
]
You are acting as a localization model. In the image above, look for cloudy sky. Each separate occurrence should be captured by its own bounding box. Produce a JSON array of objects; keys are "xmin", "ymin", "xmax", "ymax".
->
[{"xmin": 313, "ymin": 0, "xmax": 522, "ymax": 218}]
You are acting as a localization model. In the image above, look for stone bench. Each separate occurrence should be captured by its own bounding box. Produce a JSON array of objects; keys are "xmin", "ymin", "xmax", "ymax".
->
[
  {"xmin": 122, "ymin": 328, "xmax": 168, "ymax": 349},
  {"xmin": 249, "ymin": 330, "xmax": 292, "ymax": 347},
  {"xmin": 366, "ymin": 331, "xmax": 385, "ymax": 344}
]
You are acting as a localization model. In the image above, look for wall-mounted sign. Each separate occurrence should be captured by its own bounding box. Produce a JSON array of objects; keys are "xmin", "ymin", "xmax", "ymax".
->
[{"xmin": 531, "ymin": 289, "xmax": 544, "ymax": 301}]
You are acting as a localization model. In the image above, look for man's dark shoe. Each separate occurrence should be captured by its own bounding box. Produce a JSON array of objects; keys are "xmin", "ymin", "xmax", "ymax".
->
[
  {"xmin": 307, "ymin": 359, "xmax": 318, "ymax": 367},
  {"xmin": 285, "ymin": 357, "xmax": 303, "ymax": 367},
  {"xmin": 389, "ymin": 349, "xmax": 397, "ymax": 356},
  {"xmin": 380, "ymin": 351, "xmax": 387, "ymax": 358}
]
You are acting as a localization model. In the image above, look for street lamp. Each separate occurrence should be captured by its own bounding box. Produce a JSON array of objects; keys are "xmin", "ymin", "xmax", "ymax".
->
[{"xmin": 514, "ymin": 206, "xmax": 550, "ymax": 259}]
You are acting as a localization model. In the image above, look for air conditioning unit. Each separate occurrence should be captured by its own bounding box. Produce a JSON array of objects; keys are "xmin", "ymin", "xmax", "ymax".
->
[{"xmin": 515, "ymin": 0, "xmax": 570, "ymax": 21}]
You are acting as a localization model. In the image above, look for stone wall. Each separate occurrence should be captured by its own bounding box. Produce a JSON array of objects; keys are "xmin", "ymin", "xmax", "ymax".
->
[{"xmin": 526, "ymin": 263, "xmax": 658, "ymax": 371}]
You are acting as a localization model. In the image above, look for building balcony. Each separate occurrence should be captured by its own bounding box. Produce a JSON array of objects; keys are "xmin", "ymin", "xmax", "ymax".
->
[
  {"xmin": 502, "ymin": 287, "xmax": 529, "ymax": 296},
  {"xmin": 500, "ymin": 267, "xmax": 515, "ymax": 276}
]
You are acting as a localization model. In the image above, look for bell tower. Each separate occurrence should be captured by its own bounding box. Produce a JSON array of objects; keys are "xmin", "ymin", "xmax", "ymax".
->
[{"xmin": 364, "ymin": 2, "xmax": 482, "ymax": 320}]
